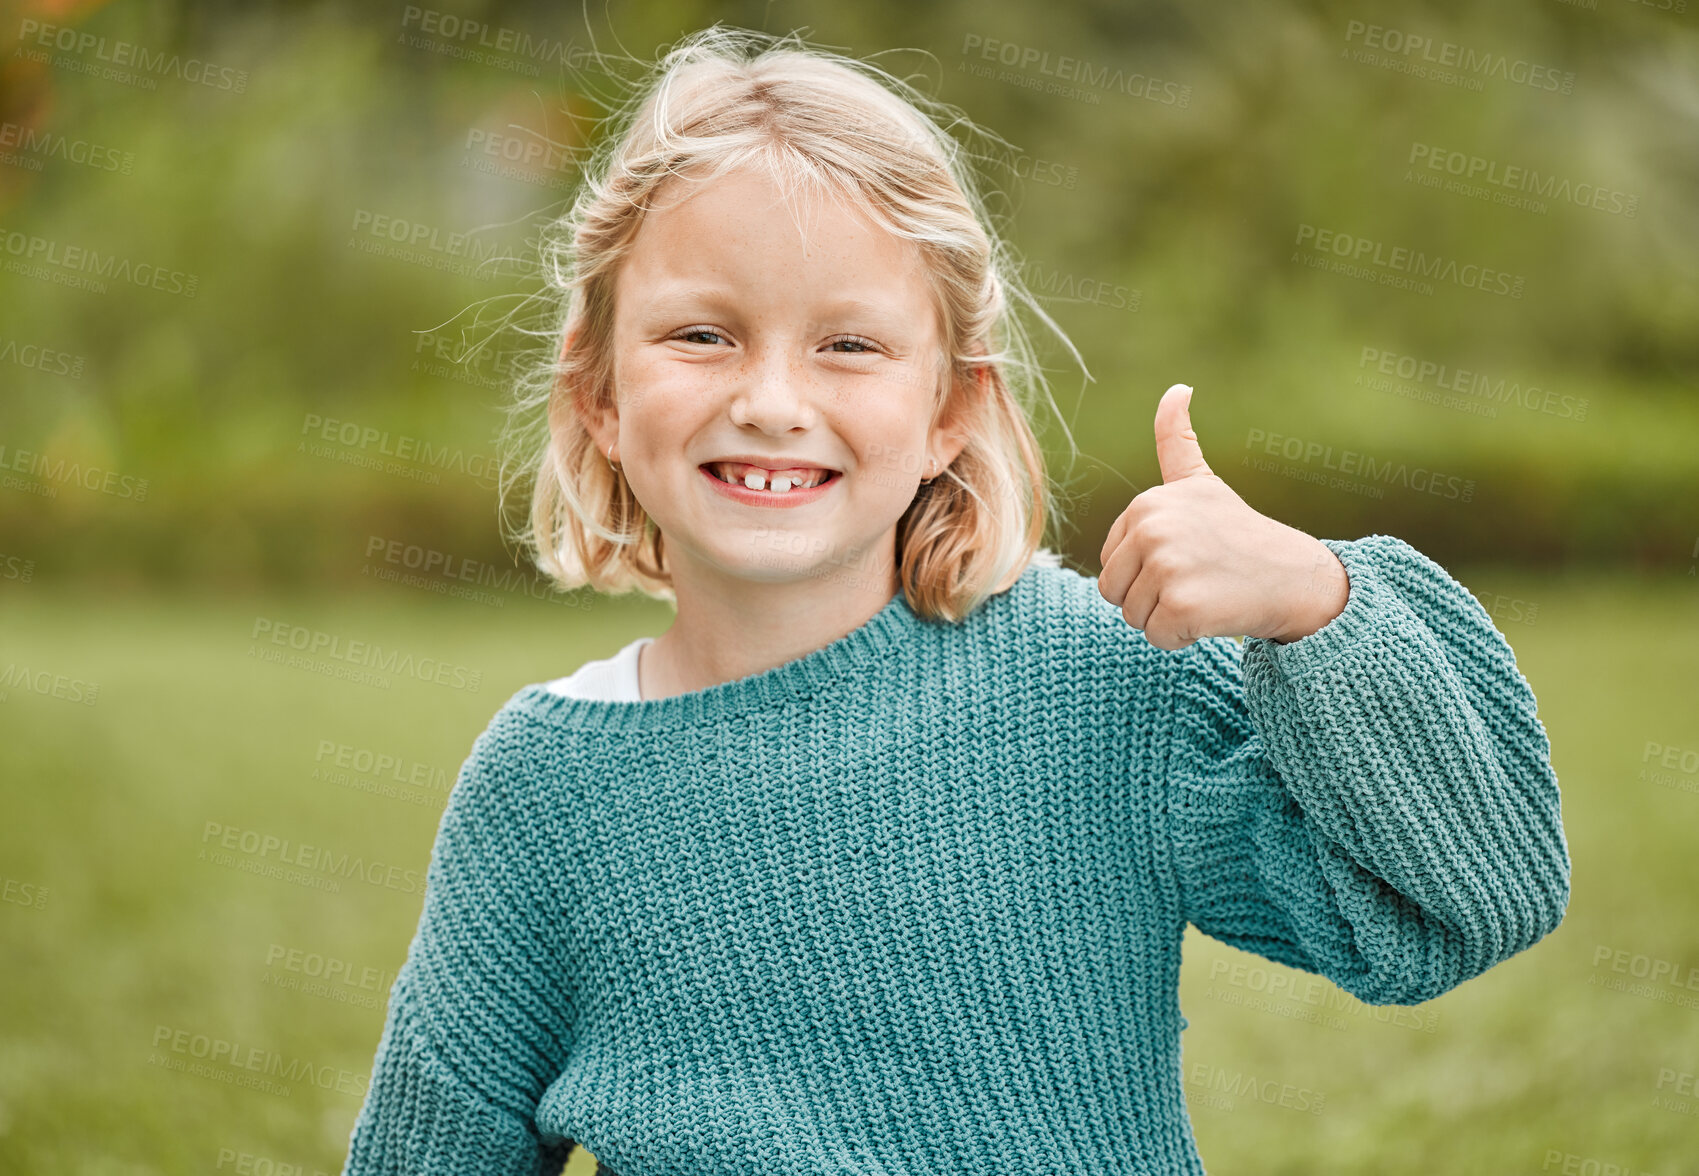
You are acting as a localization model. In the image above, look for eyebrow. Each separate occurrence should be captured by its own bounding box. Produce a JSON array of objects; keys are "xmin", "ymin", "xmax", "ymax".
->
[
  {"xmin": 642, "ymin": 286, "xmax": 737, "ymax": 313},
  {"xmin": 641, "ymin": 287, "xmax": 911, "ymax": 331}
]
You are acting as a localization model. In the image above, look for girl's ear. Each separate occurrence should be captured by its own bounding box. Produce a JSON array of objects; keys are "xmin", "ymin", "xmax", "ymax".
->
[
  {"xmin": 580, "ymin": 390, "xmax": 619, "ymax": 463},
  {"xmin": 925, "ymin": 424, "xmax": 970, "ymax": 481},
  {"xmin": 558, "ymin": 322, "xmax": 618, "ymax": 456},
  {"xmin": 582, "ymin": 398, "xmax": 618, "ymax": 461},
  {"xmin": 928, "ymin": 360, "xmax": 983, "ymax": 471}
]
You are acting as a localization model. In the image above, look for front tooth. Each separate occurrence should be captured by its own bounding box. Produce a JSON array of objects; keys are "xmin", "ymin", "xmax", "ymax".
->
[
  {"xmin": 771, "ymin": 476, "xmax": 793, "ymax": 493},
  {"xmin": 743, "ymin": 470, "xmax": 766, "ymax": 490}
]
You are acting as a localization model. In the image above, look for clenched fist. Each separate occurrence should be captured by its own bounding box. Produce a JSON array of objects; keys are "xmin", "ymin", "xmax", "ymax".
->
[{"xmin": 1097, "ymin": 383, "xmax": 1351, "ymax": 651}]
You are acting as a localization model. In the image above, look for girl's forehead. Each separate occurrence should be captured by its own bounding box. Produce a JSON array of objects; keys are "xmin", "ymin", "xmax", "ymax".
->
[
  {"xmin": 646, "ymin": 161, "xmax": 893, "ymax": 240},
  {"xmin": 626, "ymin": 190, "xmax": 929, "ymax": 294}
]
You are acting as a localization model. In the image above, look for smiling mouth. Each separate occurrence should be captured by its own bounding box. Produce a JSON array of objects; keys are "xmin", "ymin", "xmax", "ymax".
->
[{"xmin": 700, "ymin": 462, "xmax": 839, "ymax": 493}]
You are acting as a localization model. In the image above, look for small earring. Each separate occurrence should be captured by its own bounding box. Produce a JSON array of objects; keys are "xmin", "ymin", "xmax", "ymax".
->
[{"xmin": 605, "ymin": 444, "xmax": 621, "ymax": 473}]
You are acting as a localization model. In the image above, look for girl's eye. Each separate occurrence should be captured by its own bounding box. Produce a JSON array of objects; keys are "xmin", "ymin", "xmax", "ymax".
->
[
  {"xmin": 827, "ymin": 335, "xmax": 879, "ymax": 354},
  {"xmin": 671, "ymin": 327, "xmax": 727, "ymax": 346},
  {"xmin": 666, "ymin": 329, "xmax": 880, "ymax": 353}
]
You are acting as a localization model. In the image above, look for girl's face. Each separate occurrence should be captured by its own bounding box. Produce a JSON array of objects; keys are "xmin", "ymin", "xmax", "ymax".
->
[{"xmin": 589, "ymin": 163, "xmax": 965, "ymax": 597}]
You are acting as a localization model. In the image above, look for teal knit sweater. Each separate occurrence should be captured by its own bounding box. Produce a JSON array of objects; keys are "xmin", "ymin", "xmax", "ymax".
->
[{"xmin": 340, "ymin": 533, "xmax": 1570, "ymax": 1176}]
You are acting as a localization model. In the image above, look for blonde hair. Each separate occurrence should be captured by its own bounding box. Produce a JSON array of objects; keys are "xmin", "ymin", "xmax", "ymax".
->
[{"xmin": 497, "ymin": 25, "xmax": 1086, "ymax": 623}]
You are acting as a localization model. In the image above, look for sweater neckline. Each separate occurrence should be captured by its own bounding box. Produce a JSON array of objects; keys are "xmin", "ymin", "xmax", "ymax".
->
[{"xmin": 510, "ymin": 585, "xmax": 919, "ymax": 732}]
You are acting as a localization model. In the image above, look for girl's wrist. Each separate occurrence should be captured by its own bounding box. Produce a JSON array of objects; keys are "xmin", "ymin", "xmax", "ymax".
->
[{"xmin": 1266, "ymin": 544, "xmax": 1350, "ymax": 645}]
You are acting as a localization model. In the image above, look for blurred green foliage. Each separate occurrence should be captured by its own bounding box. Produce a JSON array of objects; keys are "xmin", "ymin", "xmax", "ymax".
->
[{"xmin": 2, "ymin": 0, "xmax": 1696, "ymax": 590}]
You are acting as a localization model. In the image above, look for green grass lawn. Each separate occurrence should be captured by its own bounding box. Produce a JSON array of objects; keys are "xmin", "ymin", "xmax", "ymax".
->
[{"xmin": 1, "ymin": 568, "xmax": 1695, "ymax": 1175}]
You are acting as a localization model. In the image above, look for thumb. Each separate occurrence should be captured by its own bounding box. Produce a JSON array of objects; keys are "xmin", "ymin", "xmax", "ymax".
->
[{"xmin": 1154, "ymin": 382, "xmax": 1212, "ymax": 484}]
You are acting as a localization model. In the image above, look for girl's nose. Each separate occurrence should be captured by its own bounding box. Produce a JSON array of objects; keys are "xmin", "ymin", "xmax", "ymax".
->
[{"xmin": 727, "ymin": 347, "xmax": 817, "ymax": 431}]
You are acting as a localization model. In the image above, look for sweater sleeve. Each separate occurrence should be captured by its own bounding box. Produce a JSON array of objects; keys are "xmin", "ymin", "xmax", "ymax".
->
[
  {"xmin": 1163, "ymin": 533, "xmax": 1571, "ymax": 1006},
  {"xmin": 341, "ymin": 735, "xmax": 574, "ymax": 1176}
]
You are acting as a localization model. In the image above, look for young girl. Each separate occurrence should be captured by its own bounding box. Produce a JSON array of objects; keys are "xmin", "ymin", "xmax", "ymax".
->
[{"xmin": 341, "ymin": 27, "xmax": 1570, "ymax": 1176}]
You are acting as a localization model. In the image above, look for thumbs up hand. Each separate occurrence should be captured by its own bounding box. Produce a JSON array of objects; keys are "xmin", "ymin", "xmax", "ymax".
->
[{"xmin": 1097, "ymin": 383, "xmax": 1351, "ymax": 651}]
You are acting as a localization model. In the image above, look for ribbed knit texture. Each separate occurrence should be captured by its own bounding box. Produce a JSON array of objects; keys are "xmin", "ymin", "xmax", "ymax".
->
[{"xmin": 339, "ymin": 533, "xmax": 1571, "ymax": 1176}]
